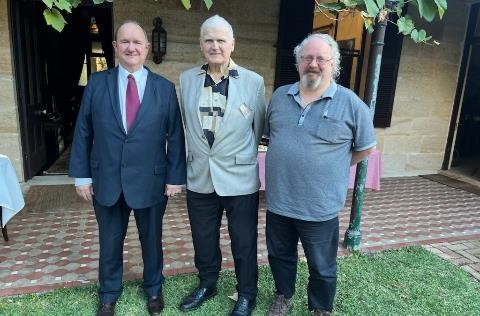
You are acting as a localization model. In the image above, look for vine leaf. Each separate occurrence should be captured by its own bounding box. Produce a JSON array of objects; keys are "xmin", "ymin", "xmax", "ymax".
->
[
  {"xmin": 180, "ymin": 0, "xmax": 191, "ymax": 10},
  {"xmin": 43, "ymin": 8, "xmax": 66, "ymax": 32},
  {"xmin": 204, "ymin": 0, "xmax": 213, "ymax": 9},
  {"xmin": 364, "ymin": 0, "xmax": 379, "ymax": 17},
  {"xmin": 397, "ymin": 16, "xmax": 415, "ymax": 35}
]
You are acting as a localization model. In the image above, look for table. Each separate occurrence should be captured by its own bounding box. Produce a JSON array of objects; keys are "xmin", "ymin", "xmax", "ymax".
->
[
  {"xmin": 348, "ymin": 149, "xmax": 382, "ymax": 191},
  {"xmin": 258, "ymin": 149, "xmax": 382, "ymax": 191},
  {"xmin": 0, "ymin": 155, "xmax": 25, "ymax": 241}
]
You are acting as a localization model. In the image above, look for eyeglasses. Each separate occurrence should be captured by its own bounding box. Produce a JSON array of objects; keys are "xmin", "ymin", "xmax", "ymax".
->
[{"xmin": 300, "ymin": 55, "xmax": 332, "ymax": 65}]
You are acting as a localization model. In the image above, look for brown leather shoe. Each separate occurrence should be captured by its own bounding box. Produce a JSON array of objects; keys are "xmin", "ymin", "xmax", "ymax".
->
[
  {"xmin": 268, "ymin": 293, "xmax": 293, "ymax": 316},
  {"xmin": 96, "ymin": 302, "xmax": 115, "ymax": 316},
  {"xmin": 312, "ymin": 309, "xmax": 331, "ymax": 316},
  {"xmin": 148, "ymin": 294, "xmax": 165, "ymax": 316}
]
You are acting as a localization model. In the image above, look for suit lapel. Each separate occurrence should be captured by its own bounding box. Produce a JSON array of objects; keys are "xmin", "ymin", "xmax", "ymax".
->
[
  {"xmin": 107, "ymin": 67, "xmax": 126, "ymax": 134},
  {"xmin": 222, "ymin": 75, "xmax": 238, "ymax": 126},
  {"xmin": 192, "ymin": 71, "xmax": 205, "ymax": 129}
]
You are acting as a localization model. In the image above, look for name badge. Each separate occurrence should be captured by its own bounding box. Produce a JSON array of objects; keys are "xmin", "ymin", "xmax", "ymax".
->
[{"xmin": 239, "ymin": 104, "xmax": 252, "ymax": 118}]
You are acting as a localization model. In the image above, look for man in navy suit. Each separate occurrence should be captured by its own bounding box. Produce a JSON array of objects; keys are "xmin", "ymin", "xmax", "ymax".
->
[{"xmin": 69, "ymin": 20, "xmax": 186, "ymax": 316}]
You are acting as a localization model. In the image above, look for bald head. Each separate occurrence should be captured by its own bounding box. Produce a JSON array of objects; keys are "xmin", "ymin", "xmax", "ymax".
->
[{"xmin": 115, "ymin": 20, "xmax": 149, "ymax": 42}]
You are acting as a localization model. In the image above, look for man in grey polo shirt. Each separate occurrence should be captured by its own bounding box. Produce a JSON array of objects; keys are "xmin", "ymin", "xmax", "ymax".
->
[{"xmin": 264, "ymin": 34, "xmax": 376, "ymax": 316}]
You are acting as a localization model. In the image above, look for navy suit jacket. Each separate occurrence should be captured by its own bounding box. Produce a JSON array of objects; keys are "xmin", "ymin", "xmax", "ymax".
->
[{"xmin": 69, "ymin": 67, "xmax": 186, "ymax": 209}]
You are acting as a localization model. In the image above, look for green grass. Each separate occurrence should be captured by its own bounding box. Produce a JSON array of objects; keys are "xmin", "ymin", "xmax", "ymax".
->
[{"xmin": 1, "ymin": 246, "xmax": 479, "ymax": 315}]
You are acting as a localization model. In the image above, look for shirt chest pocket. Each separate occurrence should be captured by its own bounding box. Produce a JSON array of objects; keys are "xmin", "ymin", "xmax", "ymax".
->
[{"xmin": 315, "ymin": 118, "xmax": 352, "ymax": 144}]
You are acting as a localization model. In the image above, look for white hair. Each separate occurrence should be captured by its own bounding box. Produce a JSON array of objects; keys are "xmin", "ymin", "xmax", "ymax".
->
[
  {"xmin": 200, "ymin": 15, "xmax": 234, "ymax": 39},
  {"xmin": 293, "ymin": 33, "xmax": 341, "ymax": 80}
]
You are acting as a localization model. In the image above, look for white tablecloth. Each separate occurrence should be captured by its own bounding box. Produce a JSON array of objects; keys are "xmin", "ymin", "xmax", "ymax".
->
[
  {"xmin": 347, "ymin": 149, "xmax": 382, "ymax": 191},
  {"xmin": 0, "ymin": 155, "xmax": 25, "ymax": 227}
]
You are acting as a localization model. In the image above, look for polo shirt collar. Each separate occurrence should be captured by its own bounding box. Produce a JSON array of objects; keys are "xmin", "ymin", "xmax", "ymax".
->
[{"xmin": 288, "ymin": 80, "xmax": 338, "ymax": 100}]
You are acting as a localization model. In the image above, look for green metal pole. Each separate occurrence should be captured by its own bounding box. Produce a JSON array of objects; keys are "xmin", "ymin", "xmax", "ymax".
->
[{"xmin": 344, "ymin": 3, "xmax": 393, "ymax": 251}]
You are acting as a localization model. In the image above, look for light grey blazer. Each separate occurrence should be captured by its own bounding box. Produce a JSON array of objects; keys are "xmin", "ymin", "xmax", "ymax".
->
[{"xmin": 179, "ymin": 64, "xmax": 266, "ymax": 196}]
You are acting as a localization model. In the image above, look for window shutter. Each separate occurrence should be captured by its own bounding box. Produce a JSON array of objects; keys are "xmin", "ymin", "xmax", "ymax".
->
[
  {"xmin": 373, "ymin": 18, "xmax": 404, "ymax": 127},
  {"xmin": 275, "ymin": 49, "xmax": 299, "ymax": 87},
  {"xmin": 274, "ymin": 0, "xmax": 314, "ymax": 89}
]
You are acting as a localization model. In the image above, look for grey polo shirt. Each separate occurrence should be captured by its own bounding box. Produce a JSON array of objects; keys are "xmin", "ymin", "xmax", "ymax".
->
[{"xmin": 264, "ymin": 81, "xmax": 376, "ymax": 222}]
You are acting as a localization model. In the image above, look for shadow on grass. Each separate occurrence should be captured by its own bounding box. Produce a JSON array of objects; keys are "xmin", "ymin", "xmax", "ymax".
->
[{"xmin": 0, "ymin": 247, "xmax": 479, "ymax": 315}]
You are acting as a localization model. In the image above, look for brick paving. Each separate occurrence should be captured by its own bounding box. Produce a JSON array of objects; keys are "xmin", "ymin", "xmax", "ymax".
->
[
  {"xmin": 424, "ymin": 240, "xmax": 480, "ymax": 281},
  {"xmin": 1, "ymin": 176, "xmax": 479, "ymax": 297}
]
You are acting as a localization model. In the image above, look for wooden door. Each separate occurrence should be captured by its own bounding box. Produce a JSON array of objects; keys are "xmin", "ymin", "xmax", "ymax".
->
[
  {"xmin": 443, "ymin": 3, "xmax": 480, "ymax": 169},
  {"xmin": 10, "ymin": 0, "xmax": 49, "ymax": 180}
]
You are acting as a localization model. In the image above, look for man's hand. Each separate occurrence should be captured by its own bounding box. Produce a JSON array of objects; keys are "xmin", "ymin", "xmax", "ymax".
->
[
  {"xmin": 76, "ymin": 184, "xmax": 94, "ymax": 202},
  {"xmin": 165, "ymin": 184, "xmax": 183, "ymax": 197}
]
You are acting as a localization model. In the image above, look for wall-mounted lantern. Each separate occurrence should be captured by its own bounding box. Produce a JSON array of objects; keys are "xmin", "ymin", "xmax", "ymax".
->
[{"xmin": 152, "ymin": 17, "xmax": 167, "ymax": 64}]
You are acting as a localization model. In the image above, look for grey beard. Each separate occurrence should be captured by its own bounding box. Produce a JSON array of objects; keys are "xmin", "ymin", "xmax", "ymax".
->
[{"xmin": 301, "ymin": 73, "xmax": 322, "ymax": 89}]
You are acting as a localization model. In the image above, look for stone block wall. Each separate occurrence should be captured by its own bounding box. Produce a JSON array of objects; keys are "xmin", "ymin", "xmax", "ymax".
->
[
  {"xmin": 0, "ymin": 0, "xmax": 23, "ymax": 180},
  {"xmin": 377, "ymin": 2, "xmax": 469, "ymax": 176},
  {"xmin": 113, "ymin": 0, "xmax": 280, "ymax": 99}
]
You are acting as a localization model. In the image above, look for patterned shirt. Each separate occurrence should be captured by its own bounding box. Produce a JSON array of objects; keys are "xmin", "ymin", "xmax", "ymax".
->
[{"xmin": 199, "ymin": 60, "xmax": 239, "ymax": 147}]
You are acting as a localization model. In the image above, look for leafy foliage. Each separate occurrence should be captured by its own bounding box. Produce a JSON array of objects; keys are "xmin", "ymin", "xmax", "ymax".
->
[
  {"xmin": 316, "ymin": 0, "xmax": 448, "ymax": 44},
  {"xmin": 41, "ymin": 0, "xmax": 112, "ymax": 32},
  {"xmin": 42, "ymin": 0, "xmax": 446, "ymax": 42},
  {"xmin": 41, "ymin": 0, "xmax": 212, "ymax": 32}
]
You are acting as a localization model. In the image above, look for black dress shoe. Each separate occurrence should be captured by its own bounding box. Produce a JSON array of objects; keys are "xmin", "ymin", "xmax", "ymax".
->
[
  {"xmin": 230, "ymin": 296, "xmax": 256, "ymax": 316},
  {"xmin": 96, "ymin": 302, "xmax": 115, "ymax": 316},
  {"xmin": 179, "ymin": 286, "xmax": 217, "ymax": 311},
  {"xmin": 148, "ymin": 294, "xmax": 165, "ymax": 316}
]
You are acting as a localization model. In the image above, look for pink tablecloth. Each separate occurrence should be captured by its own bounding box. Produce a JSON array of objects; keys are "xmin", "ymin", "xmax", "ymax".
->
[{"xmin": 258, "ymin": 149, "xmax": 382, "ymax": 191}]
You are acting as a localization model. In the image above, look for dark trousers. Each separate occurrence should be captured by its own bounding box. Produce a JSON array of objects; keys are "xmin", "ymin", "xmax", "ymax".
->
[
  {"xmin": 186, "ymin": 190, "xmax": 259, "ymax": 300},
  {"xmin": 94, "ymin": 193, "xmax": 167, "ymax": 303},
  {"xmin": 266, "ymin": 211, "xmax": 339, "ymax": 312}
]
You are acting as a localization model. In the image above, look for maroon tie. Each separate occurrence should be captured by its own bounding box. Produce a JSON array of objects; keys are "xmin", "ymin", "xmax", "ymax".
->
[{"xmin": 126, "ymin": 74, "xmax": 140, "ymax": 130}]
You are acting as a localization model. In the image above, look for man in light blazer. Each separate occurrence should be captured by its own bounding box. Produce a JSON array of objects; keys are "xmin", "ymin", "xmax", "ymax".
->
[
  {"xmin": 69, "ymin": 21, "xmax": 186, "ymax": 316},
  {"xmin": 178, "ymin": 15, "xmax": 265, "ymax": 316}
]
